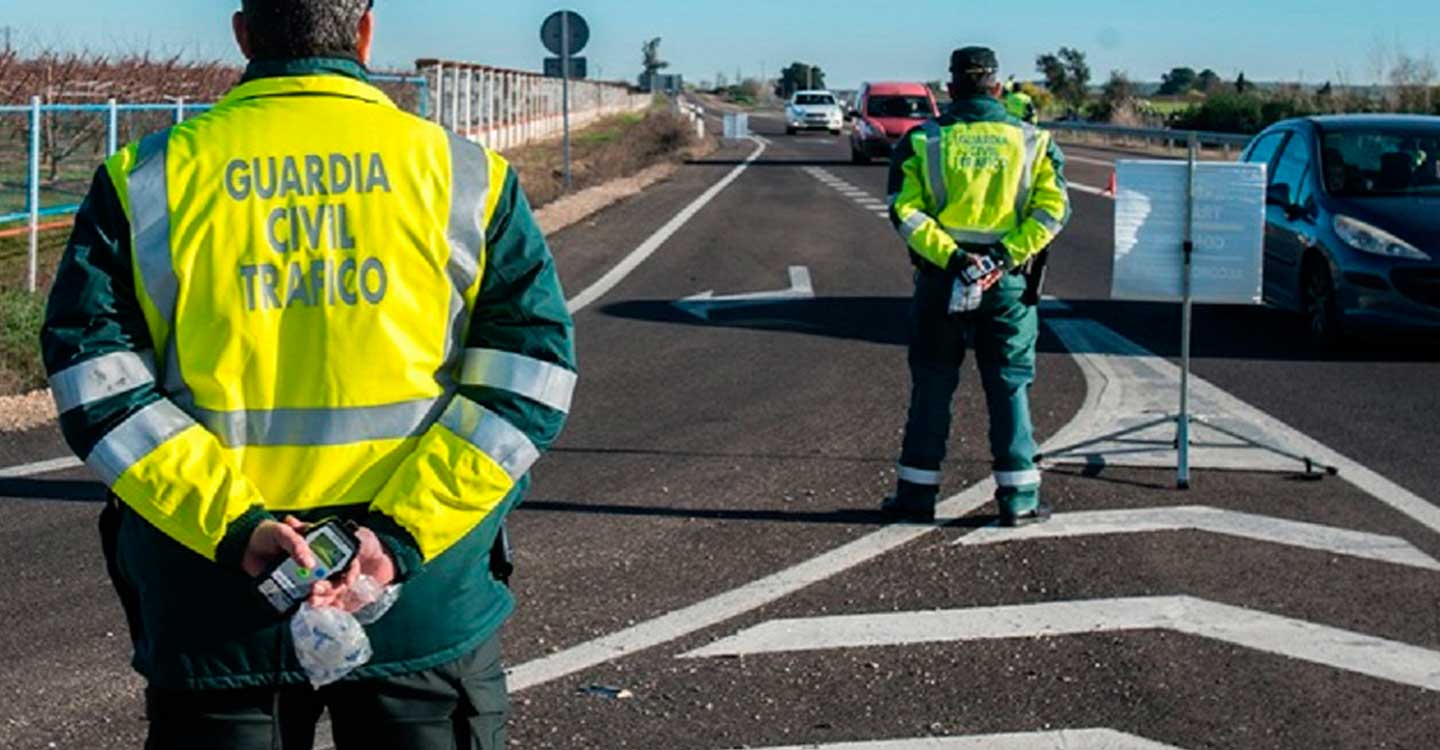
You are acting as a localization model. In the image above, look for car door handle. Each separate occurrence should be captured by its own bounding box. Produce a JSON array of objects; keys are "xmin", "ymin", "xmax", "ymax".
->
[{"xmin": 1296, "ymin": 232, "xmax": 1316, "ymax": 248}]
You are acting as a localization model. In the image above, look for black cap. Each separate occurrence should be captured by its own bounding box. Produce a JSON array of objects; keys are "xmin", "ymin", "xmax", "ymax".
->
[{"xmin": 950, "ymin": 47, "xmax": 999, "ymax": 75}]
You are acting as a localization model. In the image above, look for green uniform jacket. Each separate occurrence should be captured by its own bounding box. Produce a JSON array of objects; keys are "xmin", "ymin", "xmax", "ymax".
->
[{"xmin": 40, "ymin": 58, "xmax": 576, "ymax": 691}]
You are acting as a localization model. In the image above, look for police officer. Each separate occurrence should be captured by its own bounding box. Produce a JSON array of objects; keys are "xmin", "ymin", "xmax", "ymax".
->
[
  {"xmin": 1003, "ymin": 77, "xmax": 1039, "ymax": 124},
  {"xmin": 883, "ymin": 47, "xmax": 1069, "ymax": 526},
  {"xmin": 41, "ymin": 2, "xmax": 575, "ymax": 748}
]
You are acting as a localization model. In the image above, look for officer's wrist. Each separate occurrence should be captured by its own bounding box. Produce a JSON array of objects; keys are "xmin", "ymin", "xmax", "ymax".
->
[
  {"xmin": 216, "ymin": 506, "xmax": 277, "ymax": 572},
  {"xmin": 363, "ymin": 511, "xmax": 424, "ymax": 583}
]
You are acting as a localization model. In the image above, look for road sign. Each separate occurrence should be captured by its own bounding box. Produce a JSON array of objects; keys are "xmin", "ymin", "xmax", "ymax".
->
[
  {"xmin": 544, "ymin": 56, "xmax": 587, "ymax": 79},
  {"xmin": 540, "ymin": 11, "xmax": 588, "ymax": 56},
  {"xmin": 1112, "ymin": 160, "xmax": 1266, "ymax": 305}
]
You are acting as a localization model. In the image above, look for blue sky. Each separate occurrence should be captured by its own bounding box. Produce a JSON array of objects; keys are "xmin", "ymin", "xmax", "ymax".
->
[{"xmin": 1, "ymin": 0, "xmax": 1436, "ymax": 88}]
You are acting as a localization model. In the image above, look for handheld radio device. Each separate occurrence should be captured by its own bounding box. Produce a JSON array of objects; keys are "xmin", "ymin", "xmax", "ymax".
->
[
  {"xmin": 959, "ymin": 255, "xmax": 1000, "ymax": 286},
  {"xmin": 257, "ymin": 521, "xmax": 361, "ymax": 614}
]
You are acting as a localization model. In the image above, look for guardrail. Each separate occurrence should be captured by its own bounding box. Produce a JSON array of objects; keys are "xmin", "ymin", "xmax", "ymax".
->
[
  {"xmin": 417, "ymin": 59, "xmax": 650, "ymax": 152},
  {"xmin": 1042, "ymin": 121, "xmax": 1254, "ymax": 153}
]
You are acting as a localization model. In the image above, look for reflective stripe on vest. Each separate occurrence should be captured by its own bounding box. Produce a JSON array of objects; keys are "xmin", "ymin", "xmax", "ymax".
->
[
  {"xmin": 49, "ymin": 350, "xmax": 157, "ymax": 414},
  {"xmin": 921, "ymin": 120, "xmax": 947, "ymax": 211},
  {"xmin": 1031, "ymin": 207, "xmax": 1065, "ymax": 234},
  {"xmin": 87, "ymin": 399, "xmax": 197, "ymax": 485},
  {"xmin": 461, "ymin": 348, "xmax": 576, "ymax": 414},
  {"xmin": 129, "ymin": 129, "xmax": 183, "ymax": 398},
  {"xmin": 442, "ymin": 132, "xmax": 491, "ymax": 384},
  {"xmin": 439, "ymin": 397, "xmax": 540, "ymax": 481},
  {"xmin": 947, "ymin": 229, "xmax": 1008, "ymax": 245},
  {"xmin": 898, "ymin": 211, "xmax": 929, "ymax": 241},
  {"xmin": 191, "ymin": 397, "xmax": 446, "ymax": 449},
  {"xmin": 1014, "ymin": 124, "xmax": 1043, "ymax": 220}
]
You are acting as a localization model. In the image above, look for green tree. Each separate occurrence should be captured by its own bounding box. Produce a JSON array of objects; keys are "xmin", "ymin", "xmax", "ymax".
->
[
  {"xmin": 641, "ymin": 38, "xmax": 669, "ymax": 80},
  {"xmin": 776, "ymin": 62, "xmax": 825, "ymax": 98},
  {"xmin": 1196, "ymin": 68, "xmax": 1222, "ymax": 93},
  {"xmin": 1092, "ymin": 69, "xmax": 1135, "ymax": 121},
  {"xmin": 1035, "ymin": 47, "xmax": 1091, "ymax": 114},
  {"xmin": 1158, "ymin": 67, "xmax": 1198, "ymax": 95}
]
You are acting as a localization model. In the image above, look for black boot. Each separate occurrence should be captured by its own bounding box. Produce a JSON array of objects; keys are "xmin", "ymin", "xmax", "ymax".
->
[
  {"xmin": 881, "ymin": 482, "xmax": 937, "ymax": 523},
  {"xmin": 999, "ymin": 500, "xmax": 1053, "ymax": 528}
]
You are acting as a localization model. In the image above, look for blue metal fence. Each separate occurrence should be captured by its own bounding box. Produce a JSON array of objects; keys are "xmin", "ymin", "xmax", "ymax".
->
[{"xmin": 2, "ymin": 73, "xmax": 426, "ymax": 292}]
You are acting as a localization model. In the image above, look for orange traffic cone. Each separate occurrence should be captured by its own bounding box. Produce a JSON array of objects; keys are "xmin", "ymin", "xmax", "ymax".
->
[{"xmin": 1105, "ymin": 169, "xmax": 1117, "ymax": 196}]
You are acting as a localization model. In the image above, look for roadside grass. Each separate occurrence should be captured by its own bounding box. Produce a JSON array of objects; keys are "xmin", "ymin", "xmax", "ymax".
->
[
  {"xmin": 505, "ymin": 106, "xmax": 699, "ymax": 209},
  {"xmin": 0, "ymin": 287, "xmax": 47, "ymax": 395}
]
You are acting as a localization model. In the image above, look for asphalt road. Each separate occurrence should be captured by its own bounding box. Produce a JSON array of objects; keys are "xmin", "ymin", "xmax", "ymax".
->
[{"xmin": 1, "ymin": 110, "xmax": 1437, "ymax": 750}]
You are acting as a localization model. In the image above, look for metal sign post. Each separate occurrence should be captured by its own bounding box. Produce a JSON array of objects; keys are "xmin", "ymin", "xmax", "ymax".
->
[
  {"xmin": 541, "ymin": 10, "xmax": 589, "ymax": 193},
  {"xmin": 1177, "ymin": 131, "xmax": 1198, "ymax": 489},
  {"xmin": 561, "ymin": 12, "xmax": 571, "ymax": 191}
]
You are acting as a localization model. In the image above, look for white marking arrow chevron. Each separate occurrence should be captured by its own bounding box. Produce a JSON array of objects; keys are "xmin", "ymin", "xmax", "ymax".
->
[
  {"xmin": 673, "ymin": 266, "xmax": 814, "ymax": 321},
  {"xmin": 954, "ymin": 506, "xmax": 1440, "ymax": 571},
  {"xmin": 723, "ymin": 728, "xmax": 1188, "ymax": 750},
  {"xmin": 683, "ymin": 596, "xmax": 1440, "ymax": 691}
]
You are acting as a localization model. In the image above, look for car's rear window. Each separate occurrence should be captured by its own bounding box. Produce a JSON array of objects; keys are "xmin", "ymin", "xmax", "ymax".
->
[
  {"xmin": 795, "ymin": 94, "xmax": 835, "ymax": 105},
  {"xmin": 1322, "ymin": 127, "xmax": 1440, "ymax": 197},
  {"xmin": 867, "ymin": 95, "xmax": 932, "ymax": 119}
]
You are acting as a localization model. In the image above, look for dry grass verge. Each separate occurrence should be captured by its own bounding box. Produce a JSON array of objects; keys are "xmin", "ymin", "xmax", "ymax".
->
[{"xmin": 507, "ymin": 106, "xmax": 705, "ymax": 210}]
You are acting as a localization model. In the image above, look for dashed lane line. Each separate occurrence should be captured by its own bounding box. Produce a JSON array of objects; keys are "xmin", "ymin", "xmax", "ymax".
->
[
  {"xmin": 683, "ymin": 595, "xmax": 1440, "ymax": 692},
  {"xmin": 956, "ymin": 505, "xmax": 1440, "ymax": 571},
  {"xmin": 724, "ymin": 729, "xmax": 1189, "ymax": 750}
]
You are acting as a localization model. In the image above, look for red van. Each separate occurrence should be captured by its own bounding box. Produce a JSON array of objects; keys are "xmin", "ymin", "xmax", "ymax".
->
[{"xmin": 849, "ymin": 82, "xmax": 940, "ymax": 163}]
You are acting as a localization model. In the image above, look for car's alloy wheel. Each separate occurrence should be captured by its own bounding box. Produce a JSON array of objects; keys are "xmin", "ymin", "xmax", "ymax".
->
[{"xmin": 1302, "ymin": 259, "xmax": 1343, "ymax": 346}]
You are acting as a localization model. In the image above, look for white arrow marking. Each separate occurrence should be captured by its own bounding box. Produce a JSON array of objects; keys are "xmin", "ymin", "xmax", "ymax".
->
[
  {"xmin": 0, "ymin": 455, "xmax": 83, "ymax": 479},
  {"xmin": 683, "ymin": 596, "xmax": 1440, "ymax": 691},
  {"xmin": 674, "ymin": 266, "xmax": 815, "ymax": 321},
  {"xmin": 723, "ymin": 729, "xmax": 1188, "ymax": 750},
  {"xmin": 955, "ymin": 506, "xmax": 1440, "ymax": 571}
]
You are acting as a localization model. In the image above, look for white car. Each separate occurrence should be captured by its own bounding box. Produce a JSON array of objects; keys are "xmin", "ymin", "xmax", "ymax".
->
[{"xmin": 785, "ymin": 90, "xmax": 843, "ymax": 135}]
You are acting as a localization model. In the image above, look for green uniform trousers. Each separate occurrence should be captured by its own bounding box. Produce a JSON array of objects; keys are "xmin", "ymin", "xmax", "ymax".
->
[
  {"xmin": 897, "ymin": 269, "xmax": 1042, "ymax": 515},
  {"xmin": 142, "ymin": 635, "xmax": 509, "ymax": 750}
]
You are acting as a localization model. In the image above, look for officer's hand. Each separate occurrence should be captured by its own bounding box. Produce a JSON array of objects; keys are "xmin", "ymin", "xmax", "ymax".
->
[
  {"xmin": 970, "ymin": 253, "xmax": 1005, "ymax": 292},
  {"xmin": 309, "ymin": 526, "xmax": 397, "ymax": 612},
  {"xmin": 241, "ymin": 516, "xmax": 316, "ymax": 578}
]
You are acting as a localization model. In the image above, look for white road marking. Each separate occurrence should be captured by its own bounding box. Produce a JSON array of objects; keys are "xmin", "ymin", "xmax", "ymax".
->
[
  {"xmin": 723, "ymin": 729, "xmax": 1189, "ymax": 750},
  {"xmin": 1043, "ymin": 317, "xmax": 1440, "ymax": 535},
  {"xmin": 566, "ymin": 136, "xmax": 769, "ymax": 315},
  {"xmin": 0, "ymin": 455, "xmax": 82, "ymax": 479},
  {"xmin": 956, "ymin": 506, "xmax": 1440, "ymax": 571},
  {"xmin": 1067, "ymin": 154, "xmax": 1119, "ymax": 167},
  {"xmin": 683, "ymin": 595, "xmax": 1440, "ymax": 692},
  {"xmin": 1068, "ymin": 182, "xmax": 1111, "ymax": 197},
  {"xmin": 673, "ymin": 266, "xmax": 815, "ymax": 321},
  {"xmin": 505, "ymin": 478, "xmax": 999, "ymax": 692}
]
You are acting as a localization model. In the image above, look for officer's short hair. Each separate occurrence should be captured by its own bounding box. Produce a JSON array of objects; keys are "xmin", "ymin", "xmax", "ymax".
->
[
  {"xmin": 241, "ymin": 0, "xmax": 372, "ymax": 61},
  {"xmin": 949, "ymin": 46, "xmax": 1000, "ymax": 96}
]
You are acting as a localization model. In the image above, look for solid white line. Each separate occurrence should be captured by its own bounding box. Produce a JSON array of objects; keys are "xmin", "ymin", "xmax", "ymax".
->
[
  {"xmin": 565, "ymin": 136, "xmax": 769, "ymax": 315},
  {"xmin": 505, "ymin": 479, "xmax": 999, "ymax": 691},
  {"xmin": 1043, "ymin": 318, "xmax": 1440, "ymax": 534},
  {"xmin": 957, "ymin": 506, "xmax": 1440, "ymax": 570},
  {"xmin": 1068, "ymin": 182, "xmax": 1110, "ymax": 197},
  {"xmin": 723, "ymin": 729, "xmax": 1189, "ymax": 750},
  {"xmin": 0, "ymin": 455, "xmax": 82, "ymax": 479},
  {"xmin": 1067, "ymin": 155, "xmax": 1118, "ymax": 167},
  {"xmin": 683, "ymin": 595, "xmax": 1440, "ymax": 692}
]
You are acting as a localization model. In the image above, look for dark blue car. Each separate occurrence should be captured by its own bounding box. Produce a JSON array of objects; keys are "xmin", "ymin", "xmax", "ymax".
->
[{"xmin": 1242, "ymin": 115, "xmax": 1440, "ymax": 343}]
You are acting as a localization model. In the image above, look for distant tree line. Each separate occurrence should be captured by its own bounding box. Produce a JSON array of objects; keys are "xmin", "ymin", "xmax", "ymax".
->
[{"xmin": 1027, "ymin": 46, "xmax": 1440, "ymax": 134}]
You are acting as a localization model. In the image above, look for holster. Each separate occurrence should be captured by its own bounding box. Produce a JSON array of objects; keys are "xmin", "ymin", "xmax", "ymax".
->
[
  {"xmin": 489, "ymin": 524, "xmax": 514, "ymax": 587},
  {"xmin": 1020, "ymin": 249, "xmax": 1050, "ymax": 307}
]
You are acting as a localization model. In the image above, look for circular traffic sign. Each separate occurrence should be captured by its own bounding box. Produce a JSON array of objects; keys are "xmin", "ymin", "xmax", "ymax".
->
[{"xmin": 541, "ymin": 11, "xmax": 589, "ymax": 56}]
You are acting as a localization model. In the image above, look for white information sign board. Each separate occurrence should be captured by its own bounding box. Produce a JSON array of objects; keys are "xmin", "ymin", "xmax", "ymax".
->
[{"xmin": 1112, "ymin": 160, "xmax": 1267, "ymax": 305}]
